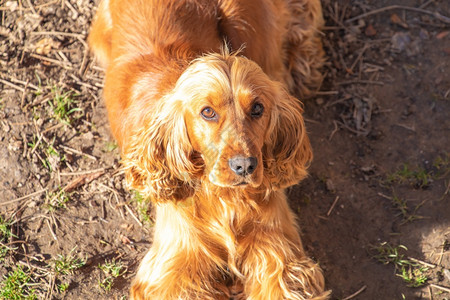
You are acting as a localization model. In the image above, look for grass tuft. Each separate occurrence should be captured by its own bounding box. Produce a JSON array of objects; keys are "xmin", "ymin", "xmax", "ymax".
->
[
  {"xmin": 27, "ymin": 136, "xmax": 64, "ymax": 173},
  {"xmin": 397, "ymin": 265, "xmax": 429, "ymax": 287},
  {"xmin": 133, "ymin": 191, "xmax": 153, "ymax": 225},
  {"xmin": 386, "ymin": 163, "xmax": 432, "ymax": 188},
  {"xmin": 371, "ymin": 242, "xmax": 429, "ymax": 287},
  {"xmin": 0, "ymin": 265, "xmax": 37, "ymax": 300},
  {"xmin": 0, "ymin": 216, "xmax": 17, "ymax": 264},
  {"xmin": 0, "ymin": 215, "xmax": 16, "ymax": 242},
  {"xmin": 45, "ymin": 188, "xmax": 71, "ymax": 212},
  {"xmin": 50, "ymin": 248, "xmax": 86, "ymax": 275},
  {"xmin": 49, "ymin": 86, "xmax": 82, "ymax": 125},
  {"xmin": 57, "ymin": 282, "xmax": 69, "ymax": 293},
  {"xmin": 386, "ymin": 155, "xmax": 449, "ymax": 189},
  {"xmin": 390, "ymin": 193, "xmax": 425, "ymax": 224},
  {"xmin": 98, "ymin": 259, "xmax": 125, "ymax": 292}
]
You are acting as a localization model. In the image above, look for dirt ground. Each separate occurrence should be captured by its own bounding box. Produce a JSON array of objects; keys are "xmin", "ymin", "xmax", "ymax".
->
[{"xmin": 0, "ymin": 0, "xmax": 449, "ymax": 299}]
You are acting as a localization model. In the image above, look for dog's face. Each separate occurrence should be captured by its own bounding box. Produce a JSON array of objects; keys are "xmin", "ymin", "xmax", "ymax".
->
[
  {"xmin": 179, "ymin": 56, "xmax": 276, "ymax": 188},
  {"xmin": 123, "ymin": 53, "xmax": 312, "ymax": 201}
]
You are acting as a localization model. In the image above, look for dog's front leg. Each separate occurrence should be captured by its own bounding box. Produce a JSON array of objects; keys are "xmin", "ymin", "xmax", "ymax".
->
[
  {"xmin": 237, "ymin": 193, "xmax": 329, "ymax": 300},
  {"xmin": 130, "ymin": 205, "xmax": 230, "ymax": 300},
  {"xmin": 238, "ymin": 227, "xmax": 328, "ymax": 300}
]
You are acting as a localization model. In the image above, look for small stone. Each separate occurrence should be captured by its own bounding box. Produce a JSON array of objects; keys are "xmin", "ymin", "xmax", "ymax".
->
[
  {"xmin": 391, "ymin": 32, "xmax": 411, "ymax": 53},
  {"xmin": 325, "ymin": 179, "xmax": 335, "ymax": 192},
  {"xmin": 419, "ymin": 29, "xmax": 429, "ymax": 40},
  {"xmin": 2, "ymin": 120, "xmax": 10, "ymax": 133}
]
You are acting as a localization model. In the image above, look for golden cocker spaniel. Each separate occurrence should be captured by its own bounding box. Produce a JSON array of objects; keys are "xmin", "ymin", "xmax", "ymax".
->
[{"xmin": 89, "ymin": 0, "xmax": 329, "ymax": 299}]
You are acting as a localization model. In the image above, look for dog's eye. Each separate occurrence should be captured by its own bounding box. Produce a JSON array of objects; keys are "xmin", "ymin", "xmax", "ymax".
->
[
  {"xmin": 201, "ymin": 107, "xmax": 217, "ymax": 120},
  {"xmin": 251, "ymin": 102, "xmax": 264, "ymax": 118}
]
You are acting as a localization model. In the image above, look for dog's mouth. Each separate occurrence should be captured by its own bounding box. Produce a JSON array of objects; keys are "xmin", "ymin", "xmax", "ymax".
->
[{"xmin": 234, "ymin": 181, "xmax": 248, "ymax": 186}]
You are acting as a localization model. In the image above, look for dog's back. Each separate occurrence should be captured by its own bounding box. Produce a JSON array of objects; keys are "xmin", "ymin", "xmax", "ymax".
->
[{"xmin": 89, "ymin": 0, "xmax": 294, "ymax": 77}]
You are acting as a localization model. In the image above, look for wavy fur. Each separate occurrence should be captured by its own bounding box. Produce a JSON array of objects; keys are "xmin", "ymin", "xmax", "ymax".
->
[{"xmin": 89, "ymin": 0, "xmax": 328, "ymax": 299}]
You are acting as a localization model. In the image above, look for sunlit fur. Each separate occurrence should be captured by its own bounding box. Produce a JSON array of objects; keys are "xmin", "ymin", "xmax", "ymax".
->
[{"xmin": 89, "ymin": 0, "xmax": 329, "ymax": 299}]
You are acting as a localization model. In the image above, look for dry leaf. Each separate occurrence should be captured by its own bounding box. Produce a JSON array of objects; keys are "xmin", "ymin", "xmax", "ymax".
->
[
  {"xmin": 436, "ymin": 31, "xmax": 450, "ymax": 40},
  {"xmin": 390, "ymin": 13, "xmax": 409, "ymax": 29},
  {"xmin": 365, "ymin": 24, "xmax": 377, "ymax": 37},
  {"xmin": 63, "ymin": 171, "xmax": 104, "ymax": 192},
  {"xmin": 121, "ymin": 235, "xmax": 133, "ymax": 245},
  {"xmin": 35, "ymin": 38, "xmax": 61, "ymax": 55}
]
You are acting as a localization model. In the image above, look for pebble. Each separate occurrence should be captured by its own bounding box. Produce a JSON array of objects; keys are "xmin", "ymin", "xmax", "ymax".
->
[
  {"xmin": 325, "ymin": 179, "xmax": 335, "ymax": 192},
  {"xmin": 444, "ymin": 269, "xmax": 450, "ymax": 281},
  {"xmin": 2, "ymin": 120, "xmax": 10, "ymax": 132}
]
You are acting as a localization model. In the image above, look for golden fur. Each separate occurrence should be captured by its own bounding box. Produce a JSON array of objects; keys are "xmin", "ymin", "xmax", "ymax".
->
[{"xmin": 89, "ymin": 0, "xmax": 329, "ymax": 298}]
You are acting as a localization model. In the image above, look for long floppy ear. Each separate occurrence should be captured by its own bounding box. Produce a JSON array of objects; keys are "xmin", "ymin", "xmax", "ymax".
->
[
  {"xmin": 121, "ymin": 99, "xmax": 200, "ymax": 203},
  {"xmin": 263, "ymin": 87, "xmax": 313, "ymax": 190}
]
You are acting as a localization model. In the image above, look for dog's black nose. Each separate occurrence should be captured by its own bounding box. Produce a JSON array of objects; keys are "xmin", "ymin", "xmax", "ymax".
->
[{"xmin": 228, "ymin": 156, "xmax": 258, "ymax": 176}]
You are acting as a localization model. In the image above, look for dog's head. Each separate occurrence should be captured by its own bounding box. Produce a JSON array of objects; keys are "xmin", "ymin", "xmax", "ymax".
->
[{"xmin": 123, "ymin": 53, "xmax": 312, "ymax": 202}]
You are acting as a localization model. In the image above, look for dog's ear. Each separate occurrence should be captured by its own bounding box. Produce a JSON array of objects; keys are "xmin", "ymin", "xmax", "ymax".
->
[
  {"xmin": 263, "ymin": 87, "xmax": 313, "ymax": 190},
  {"xmin": 122, "ymin": 99, "xmax": 200, "ymax": 203}
]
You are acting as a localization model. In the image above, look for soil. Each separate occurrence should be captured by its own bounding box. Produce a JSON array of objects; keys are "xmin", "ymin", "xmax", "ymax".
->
[{"xmin": 0, "ymin": 0, "xmax": 449, "ymax": 299}]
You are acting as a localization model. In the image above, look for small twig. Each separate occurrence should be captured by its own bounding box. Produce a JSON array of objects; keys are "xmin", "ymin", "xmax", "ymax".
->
[
  {"xmin": 41, "ymin": 123, "xmax": 64, "ymax": 134},
  {"xmin": 69, "ymin": 74, "xmax": 99, "ymax": 90},
  {"xmin": 57, "ymin": 51, "xmax": 70, "ymax": 63},
  {"xmin": 408, "ymin": 257, "xmax": 436, "ymax": 268},
  {"xmin": 304, "ymin": 118, "xmax": 320, "ymax": 124},
  {"xmin": 394, "ymin": 123, "xmax": 416, "ymax": 132},
  {"xmin": 63, "ymin": 171, "xmax": 104, "ymax": 193},
  {"xmin": 327, "ymin": 196, "xmax": 340, "ymax": 216},
  {"xmin": 23, "ymin": 94, "xmax": 51, "ymax": 111},
  {"xmin": 25, "ymin": 0, "xmax": 37, "ymax": 15},
  {"xmin": 349, "ymin": 44, "xmax": 369, "ymax": 74},
  {"xmin": 338, "ymin": 80, "xmax": 384, "ymax": 86},
  {"xmin": 419, "ymin": 0, "xmax": 434, "ymax": 9},
  {"xmin": 315, "ymin": 90, "xmax": 339, "ymax": 96},
  {"xmin": 60, "ymin": 145, "xmax": 97, "ymax": 161},
  {"xmin": 437, "ymin": 241, "xmax": 446, "ymax": 265},
  {"xmin": 7, "ymin": 76, "xmax": 39, "ymax": 91},
  {"xmin": 92, "ymin": 65, "xmax": 105, "ymax": 72},
  {"xmin": 329, "ymin": 120, "xmax": 339, "ymax": 141},
  {"xmin": 21, "ymin": 132, "xmax": 28, "ymax": 158},
  {"xmin": 30, "ymin": 31, "xmax": 85, "ymax": 39},
  {"xmin": 45, "ymin": 219, "xmax": 58, "ymax": 241},
  {"xmin": 64, "ymin": 0, "xmax": 79, "ymax": 18},
  {"xmin": 324, "ymin": 95, "xmax": 353, "ymax": 109},
  {"xmin": 378, "ymin": 192, "xmax": 393, "ymax": 200},
  {"xmin": 29, "ymin": 53, "xmax": 73, "ymax": 69},
  {"xmin": 345, "ymin": 5, "xmax": 450, "ymax": 24},
  {"xmin": 336, "ymin": 121, "xmax": 370, "ymax": 136},
  {"xmin": 29, "ymin": 133, "xmax": 44, "ymax": 155},
  {"xmin": 101, "ymin": 183, "xmax": 126, "ymax": 220},
  {"xmin": 79, "ymin": 49, "xmax": 89, "ymax": 76},
  {"xmin": 20, "ymin": 81, "xmax": 29, "ymax": 109},
  {"xmin": 1, "ymin": 189, "xmax": 47, "ymax": 206},
  {"xmin": 124, "ymin": 204, "xmax": 143, "ymax": 227},
  {"xmin": 59, "ymin": 168, "xmax": 107, "ymax": 176},
  {"xmin": 342, "ymin": 285, "xmax": 367, "ymax": 300},
  {"xmin": 0, "ymin": 78, "xmax": 25, "ymax": 92},
  {"xmin": 429, "ymin": 283, "xmax": 450, "ymax": 293},
  {"xmin": 0, "ymin": 0, "xmax": 58, "ymax": 11}
]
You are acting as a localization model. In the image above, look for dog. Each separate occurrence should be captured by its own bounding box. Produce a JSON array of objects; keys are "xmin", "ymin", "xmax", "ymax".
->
[{"xmin": 89, "ymin": 0, "xmax": 329, "ymax": 299}]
